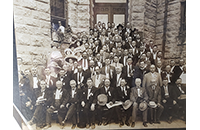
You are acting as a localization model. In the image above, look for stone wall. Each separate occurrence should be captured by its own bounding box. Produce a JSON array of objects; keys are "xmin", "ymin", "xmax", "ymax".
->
[
  {"xmin": 128, "ymin": 0, "xmax": 146, "ymax": 32},
  {"xmin": 14, "ymin": 0, "xmax": 52, "ymax": 70},
  {"xmin": 129, "ymin": 0, "xmax": 186, "ymax": 59},
  {"xmin": 67, "ymin": 0, "xmax": 90, "ymax": 34},
  {"xmin": 155, "ymin": 0, "xmax": 186, "ymax": 59}
]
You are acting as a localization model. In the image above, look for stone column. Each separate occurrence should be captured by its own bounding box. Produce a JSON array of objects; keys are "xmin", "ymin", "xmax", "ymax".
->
[{"xmin": 67, "ymin": 0, "xmax": 90, "ymax": 34}]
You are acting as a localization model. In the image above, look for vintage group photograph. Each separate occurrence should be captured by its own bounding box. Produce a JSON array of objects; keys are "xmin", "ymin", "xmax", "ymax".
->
[{"xmin": 13, "ymin": 0, "xmax": 186, "ymax": 129}]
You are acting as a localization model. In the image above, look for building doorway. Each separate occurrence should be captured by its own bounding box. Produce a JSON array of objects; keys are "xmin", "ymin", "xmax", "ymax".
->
[{"xmin": 93, "ymin": 0, "xmax": 128, "ymax": 28}]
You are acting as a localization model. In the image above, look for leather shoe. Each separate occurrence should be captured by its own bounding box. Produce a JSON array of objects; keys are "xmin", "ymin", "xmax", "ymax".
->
[
  {"xmin": 91, "ymin": 124, "xmax": 95, "ymax": 129},
  {"xmin": 103, "ymin": 121, "xmax": 109, "ymax": 126},
  {"xmin": 143, "ymin": 122, "xmax": 148, "ymax": 127},
  {"xmin": 125, "ymin": 121, "xmax": 130, "ymax": 126},
  {"xmin": 86, "ymin": 124, "xmax": 90, "ymax": 128},
  {"xmin": 131, "ymin": 122, "xmax": 135, "ymax": 127},
  {"xmin": 98, "ymin": 122, "xmax": 102, "ymax": 126},
  {"xmin": 43, "ymin": 124, "xmax": 51, "ymax": 129},
  {"xmin": 71, "ymin": 124, "xmax": 76, "ymax": 129},
  {"xmin": 119, "ymin": 121, "xmax": 124, "ymax": 127},
  {"xmin": 149, "ymin": 121, "xmax": 153, "ymax": 124}
]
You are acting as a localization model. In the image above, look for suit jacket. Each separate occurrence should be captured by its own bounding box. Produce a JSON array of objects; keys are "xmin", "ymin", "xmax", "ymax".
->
[
  {"xmin": 72, "ymin": 71, "xmax": 89, "ymax": 85},
  {"xmin": 44, "ymin": 75, "xmax": 58, "ymax": 91},
  {"xmin": 78, "ymin": 58, "xmax": 90, "ymax": 71},
  {"xmin": 35, "ymin": 88, "xmax": 52, "ymax": 106},
  {"xmin": 160, "ymin": 84, "xmax": 174, "ymax": 103},
  {"xmin": 173, "ymin": 84, "xmax": 186, "ymax": 102},
  {"xmin": 113, "ymin": 73, "xmax": 123, "ymax": 88},
  {"xmin": 132, "ymin": 66, "xmax": 148, "ymax": 87},
  {"xmin": 122, "ymin": 64, "xmax": 134, "ymax": 79},
  {"xmin": 91, "ymin": 74, "xmax": 106, "ymax": 88},
  {"xmin": 116, "ymin": 85, "xmax": 131, "ymax": 102},
  {"xmin": 80, "ymin": 87, "xmax": 98, "ymax": 104},
  {"xmin": 171, "ymin": 65, "xmax": 184, "ymax": 83},
  {"xmin": 50, "ymin": 88, "xmax": 69, "ymax": 106},
  {"xmin": 110, "ymin": 62, "xmax": 123, "ymax": 69},
  {"xmin": 161, "ymin": 71, "xmax": 173, "ymax": 83},
  {"xmin": 101, "ymin": 65, "xmax": 115, "ymax": 79},
  {"xmin": 97, "ymin": 86, "xmax": 116, "ymax": 103},
  {"xmin": 142, "ymin": 72, "xmax": 162, "ymax": 88},
  {"xmin": 58, "ymin": 72, "xmax": 72, "ymax": 90},
  {"xmin": 146, "ymin": 85, "xmax": 161, "ymax": 104},
  {"xmin": 130, "ymin": 87, "xmax": 148, "ymax": 102},
  {"xmin": 68, "ymin": 88, "xmax": 81, "ymax": 104}
]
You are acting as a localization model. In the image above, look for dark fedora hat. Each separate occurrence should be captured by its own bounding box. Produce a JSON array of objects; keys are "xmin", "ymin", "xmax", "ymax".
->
[
  {"xmin": 65, "ymin": 55, "xmax": 78, "ymax": 62},
  {"xmin": 117, "ymin": 24, "xmax": 124, "ymax": 29},
  {"xmin": 139, "ymin": 102, "xmax": 148, "ymax": 111}
]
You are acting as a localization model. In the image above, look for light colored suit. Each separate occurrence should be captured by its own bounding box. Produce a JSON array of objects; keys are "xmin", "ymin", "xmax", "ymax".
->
[
  {"xmin": 91, "ymin": 74, "xmax": 106, "ymax": 88},
  {"xmin": 142, "ymin": 72, "xmax": 162, "ymax": 88}
]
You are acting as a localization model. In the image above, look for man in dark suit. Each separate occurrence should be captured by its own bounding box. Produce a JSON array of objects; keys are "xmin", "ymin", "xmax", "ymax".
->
[
  {"xmin": 44, "ymin": 67, "xmax": 58, "ymax": 92},
  {"xmin": 72, "ymin": 66, "xmax": 88, "ymax": 89},
  {"xmin": 115, "ymin": 79, "xmax": 132, "ymax": 127},
  {"xmin": 161, "ymin": 65, "xmax": 173, "ymax": 84},
  {"xmin": 44, "ymin": 81, "xmax": 69, "ymax": 129},
  {"xmin": 155, "ymin": 60, "xmax": 163, "ymax": 75},
  {"xmin": 171, "ymin": 59, "xmax": 185, "ymax": 83},
  {"xmin": 161, "ymin": 78, "xmax": 179, "ymax": 123},
  {"xmin": 146, "ymin": 79, "xmax": 164, "ymax": 124},
  {"xmin": 132, "ymin": 61, "xmax": 148, "ymax": 87},
  {"xmin": 130, "ymin": 78, "xmax": 148, "ymax": 127},
  {"xmin": 61, "ymin": 80, "xmax": 81, "ymax": 129},
  {"xmin": 112, "ymin": 67, "xmax": 123, "ymax": 88},
  {"xmin": 79, "ymin": 52, "xmax": 89, "ymax": 71},
  {"xmin": 79, "ymin": 78, "xmax": 98, "ymax": 129},
  {"xmin": 96, "ymin": 79, "xmax": 116, "ymax": 126},
  {"xmin": 122, "ymin": 58, "xmax": 134, "ymax": 87},
  {"xmin": 28, "ymin": 80, "xmax": 52, "ymax": 129},
  {"xmin": 58, "ymin": 69, "xmax": 72, "ymax": 90},
  {"xmin": 172, "ymin": 78, "xmax": 186, "ymax": 121},
  {"xmin": 101, "ymin": 58, "xmax": 115, "ymax": 80}
]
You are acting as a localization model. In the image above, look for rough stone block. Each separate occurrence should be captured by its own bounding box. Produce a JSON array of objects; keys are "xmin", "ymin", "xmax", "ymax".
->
[
  {"xmin": 35, "ymin": 0, "xmax": 49, "ymax": 4},
  {"xmin": 157, "ymin": 13, "xmax": 165, "ymax": 20},
  {"xmin": 131, "ymin": 21, "xmax": 144, "ymax": 28},
  {"xmin": 79, "ymin": 0, "xmax": 90, "ymax": 5},
  {"xmin": 78, "ymin": 13, "xmax": 90, "ymax": 20},
  {"xmin": 68, "ymin": 3, "xmax": 77, "ymax": 11},
  {"xmin": 36, "ymin": 0, "xmax": 50, "ymax": 13},
  {"xmin": 167, "ymin": 17, "xmax": 180, "ymax": 24},
  {"xmin": 23, "ymin": 17, "xmax": 40, "ymax": 27},
  {"xmin": 14, "ymin": 6, "xmax": 32, "ymax": 17},
  {"xmin": 144, "ymin": 18, "xmax": 156, "ymax": 27},
  {"xmin": 132, "ymin": 6, "xmax": 145, "ymax": 13},
  {"xmin": 15, "ymin": 24, "xmax": 29, "ymax": 34},
  {"xmin": 168, "ymin": 3, "xmax": 181, "ymax": 12},
  {"xmin": 131, "ymin": 13, "xmax": 144, "ymax": 20},
  {"xmin": 15, "ymin": 33, "xmax": 31, "ymax": 46},
  {"xmin": 21, "ymin": 0, "xmax": 37, "ymax": 10},
  {"xmin": 156, "ymin": 19, "xmax": 164, "ymax": 26},
  {"xmin": 131, "ymin": 0, "xmax": 146, "ymax": 6},
  {"xmin": 40, "ymin": 20, "xmax": 51, "ymax": 29},
  {"xmin": 156, "ymin": 25, "xmax": 164, "ymax": 33},
  {"xmin": 78, "ymin": 5, "xmax": 89, "ymax": 12},
  {"xmin": 32, "ymin": 11, "xmax": 50, "ymax": 21}
]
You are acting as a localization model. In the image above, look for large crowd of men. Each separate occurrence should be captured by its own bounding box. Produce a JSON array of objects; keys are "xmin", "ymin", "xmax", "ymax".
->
[{"xmin": 18, "ymin": 21, "xmax": 186, "ymax": 130}]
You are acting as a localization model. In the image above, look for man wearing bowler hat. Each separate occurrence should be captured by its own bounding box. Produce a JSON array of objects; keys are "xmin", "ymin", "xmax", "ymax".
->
[
  {"xmin": 96, "ymin": 78, "xmax": 116, "ymax": 126},
  {"xmin": 130, "ymin": 78, "xmax": 148, "ymax": 127}
]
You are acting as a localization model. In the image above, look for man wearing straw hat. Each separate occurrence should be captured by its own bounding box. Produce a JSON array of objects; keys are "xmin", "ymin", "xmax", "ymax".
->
[{"xmin": 130, "ymin": 78, "xmax": 148, "ymax": 127}]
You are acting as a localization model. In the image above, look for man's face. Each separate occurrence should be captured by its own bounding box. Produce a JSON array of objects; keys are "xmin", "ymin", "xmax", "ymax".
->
[
  {"xmin": 120, "ymin": 80, "xmax": 126, "ymax": 87},
  {"xmin": 24, "ymin": 70, "xmax": 30, "ymax": 76},
  {"xmin": 104, "ymin": 79, "xmax": 110, "ymax": 87},
  {"xmin": 40, "ymin": 81, "xmax": 46, "ymax": 89},
  {"xmin": 139, "ymin": 62, "xmax": 145, "ymax": 69},
  {"xmin": 31, "ymin": 68, "xmax": 37, "ymax": 75},
  {"xmin": 146, "ymin": 52, "xmax": 151, "ymax": 57},
  {"xmin": 105, "ymin": 59, "xmax": 110, "ymax": 65},
  {"xmin": 70, "ymin": 81, "xmax": 76, "ymax": 89},
  {"xmin": 153, "ymin": 46, "xmax": 157, "ymax": 52},
  {"xmin": 82, "ymin": 52, "xmax": 87, "ymax": 58},
  {"xmin": 107, "ymin": 22, "xmax": 111, "ymax": 28},
  {"xmin": 128, "ymin": 37, "xmax": 132, "ymax": 42},
  {"xmin": 59, "ymin": 70, "xmax": 65, "ymax": 77},
  {"xmin": 132, "ymin": 41, "xmax": 136, "ymax": 47},
  {"xmin": 166, "ymin": 65, "xmax": 171, "ymax": 72},
  {"xmin": 90, "ymin": 61, "xmax": 95, "ymax": 67},
  {"xmin": 150, "ymin": 65, "xmax": 156, "ymax": 73},
  {"xmin": 129, "ymin": 49, "xmax": 133, "ymax": 54},
  {"xmin": 56, "ymin": 81, "xmax": 63, "ymax": 89},
  {"xmin": 114, "ymin": 56, "xmax": 119, "ymax": 63},
  {"xmin": 179, "ymin": 59, "xmax": 184, "ymax": 66},
  {"xmin": 157, "ymin": 61, "xmax": 162, "ymax": 68},
  {"xmin": 78, "ymin": 66, "xmax": 82, "ymax": 72},
  {"xmin": 95, "ymin": 67, "xmax": 100, "ymax": 74},
  {"xmin": 124, "ymin": 50, "xmax": 129, "ymax": 55},
  {"xmin": 87, "ymin": 79, "xmax": 93, "ymax": 88},
  {"xmin": 85, "ymin": 44, "xmax": 89, "ymax": 49},
  {"xmin": 112, "ymin": 23, "xmax": 115, "ymax": 28},
  {"xmin": 127, "ymin": 58, "xmax": 133, "ymax": 65},
  {"xmin": 170, "ymin": 60, "xmax": 175, "ymax": 66},
  {"xmin": 135, "ymin": 79, "xmax": 141, "ymax": 87}
]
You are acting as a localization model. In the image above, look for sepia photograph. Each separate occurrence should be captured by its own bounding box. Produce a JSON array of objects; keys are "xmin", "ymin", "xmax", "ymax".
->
[{"xmin": 13, "ymin": 0, "xmax": 186, "ymax": 129}]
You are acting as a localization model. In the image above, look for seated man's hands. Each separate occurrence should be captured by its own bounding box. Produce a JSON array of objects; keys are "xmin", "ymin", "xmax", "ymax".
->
[
  {"xmin": 50, "ymin": 106, "xmax": 55, "ymax": 109},
  {"xmin": 60, "ymin": 104, "xmax": 65, "ymax": 108},
  {"xmin": 109, "ymin": 101, "xmax": 113, "ymax": 105},
  {"xmin": 91, "ymin": 103, "xmax": 95, "ymax": 111},
  {"xmin": 162, "ymin": 99, "xmax": 167, "ymax": 103},
  {"xmin": 81, "ymin": 101, "xmax": 85, "ymax": 107},
  {"xmin": 66, "ymin": 103, "xmax": 70, "ymax": 108}
]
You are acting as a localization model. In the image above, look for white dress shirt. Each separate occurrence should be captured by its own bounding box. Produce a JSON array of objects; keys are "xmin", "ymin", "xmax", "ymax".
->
[
  {"xmin": 33, "ymin": 77, "xmax": 38, "ymax": 89},
  {"xmin": 55, "ymin": 89, "xmax": 62, "ymax": 99}
]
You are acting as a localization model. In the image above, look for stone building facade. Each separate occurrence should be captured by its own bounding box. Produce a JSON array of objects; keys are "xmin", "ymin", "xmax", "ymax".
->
[{"xmin": 13, "ymin": 0, "xmax": 186, "ymax": 69}]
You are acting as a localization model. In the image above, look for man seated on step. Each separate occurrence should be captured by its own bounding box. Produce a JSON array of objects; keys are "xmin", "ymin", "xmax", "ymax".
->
[
  {"xmin": 61, "ymin": 80, "xmax": 81, "ymax": 129},
  {"xmin": 43, "ymin": 81, "xmax": 69, "ymax": 129},
  {"xmin": 130, "ymin": 78, "xmax": 148, "ymax": 127}
]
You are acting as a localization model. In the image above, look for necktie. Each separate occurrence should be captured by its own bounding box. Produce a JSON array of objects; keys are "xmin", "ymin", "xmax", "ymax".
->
[{"xmin": 84, "ymin": 59, "xmax": 86, "ymax": 68}]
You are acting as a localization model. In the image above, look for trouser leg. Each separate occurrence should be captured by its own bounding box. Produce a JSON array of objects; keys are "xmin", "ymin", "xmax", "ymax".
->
[
  {"xmin": 156, "ymin": 105, "xmax": 164, "ymax": 121},
  {"xmin": 46, "ymin": 107, "xmax": 54, "ymax": 125},
  {"xmin": 115, "ymin": 106, "xmax": 122, "ymax": 122},
  {"xmin": 131, "ymin": 103, "xmax": 138, "ymax": 122},
  {"xmin": 64, "ymin": 104, "xmax": 76, "ymax": 121},
  {"xmin": 142, "ymin": 108, "xmax": 148, "ymax": 122}
]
